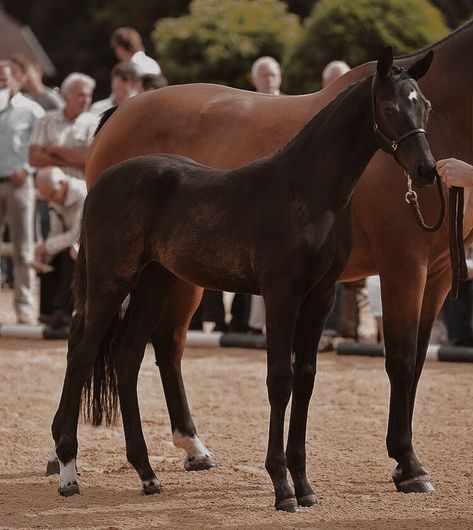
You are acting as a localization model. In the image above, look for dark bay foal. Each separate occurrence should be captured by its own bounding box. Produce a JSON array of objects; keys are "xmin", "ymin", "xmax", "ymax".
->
[{"xmin": 52, "ymin": 49, "xmax": 436, "ymax": 511}]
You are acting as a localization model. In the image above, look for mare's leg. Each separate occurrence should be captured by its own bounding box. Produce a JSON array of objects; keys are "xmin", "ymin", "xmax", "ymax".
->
[
  {"xmin": 263, "ymin": 287, "xmax": 302, "ymax": 512},
  {"xmin": 52, "ymin": 283, "xmax": 130, "ymax": 496},
  {"xmin": 380, "ymin": 266, "xmax": 435, "ymax": 492},
  {"xmin": 112, "ymin": 263, "xmax": 177, "ymax": 494},
  {"xmin": 396, "ymin": 266, "xmax": 451, "ymax": 492},
  {"xmin": 152, "ymin": 280, "xmax": 216, "ymax": 470},
  {"xmin": 286, "ymin": 285, "xmax": 335, "ymax": 507},
  {"xmin": 112, "ymin": 267, "xmax": 214, "ymax": 472}
]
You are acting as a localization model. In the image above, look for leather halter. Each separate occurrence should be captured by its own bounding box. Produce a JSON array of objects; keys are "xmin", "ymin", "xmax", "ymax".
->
[{"xmin": 371, "ymin": 74, "xmax": 427, "ymax": 158}]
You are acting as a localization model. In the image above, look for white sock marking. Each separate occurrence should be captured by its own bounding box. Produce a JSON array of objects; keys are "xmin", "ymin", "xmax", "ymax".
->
[
  {"xmin": 173, "ymin": 431, "xmax": 213, "ymax": 459},
  {"xmin": 59, "ymin": 459, "xmax": 78, "ymax": 488}
]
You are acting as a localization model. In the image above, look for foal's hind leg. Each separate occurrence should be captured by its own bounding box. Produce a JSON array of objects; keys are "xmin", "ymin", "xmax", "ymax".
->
[
  {"xmin": 152, "ymin": 280, "xmax": 216, "ymax": 471},
  {"xmin": 52, "ymin": 286, "xmax": 129, "ymax": 496},
  {"xmin": 112, "ymin": 264, "xmax": 177, "ymax": 494},
  {"xmin": 286, "ymin": 285, "xmax": 335, "ymax": 508}
]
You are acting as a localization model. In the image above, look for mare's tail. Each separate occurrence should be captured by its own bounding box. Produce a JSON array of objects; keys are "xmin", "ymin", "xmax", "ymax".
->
[
  {"xmin": 93, "ymin": 106, "xmax": 118, "ymax": 136},
  {"xmin": 75, "ymin": 239, "xmax": 121, "ymax": 427}
]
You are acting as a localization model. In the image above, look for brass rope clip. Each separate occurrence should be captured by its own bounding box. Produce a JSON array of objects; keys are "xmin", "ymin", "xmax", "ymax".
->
[{"xmin": 404, "ymin": 171, "xmax": 418, "ymax": 205}]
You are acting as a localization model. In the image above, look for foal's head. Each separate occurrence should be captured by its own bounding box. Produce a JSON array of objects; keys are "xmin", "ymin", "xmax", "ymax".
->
[{"xmin": 373, "ymin": 47, "xmax": 436, "ymax": 187}]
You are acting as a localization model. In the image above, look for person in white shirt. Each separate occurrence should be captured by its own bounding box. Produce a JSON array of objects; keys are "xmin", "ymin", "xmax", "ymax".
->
[
  {"xmin": 90, "ymin": 62, "xmax": 138, "ymax": 115},
  {"xmin": 0, "ymin": 60, "xmax": 44, "ymax": 324},
  {"xmin": 34, "ymin": 168, "xmax": 87, "ymax": 328},
  {"xmin": 111, "ymin": 26, "xmax": 162, "ymax": 77},
  {"xmin": 29, "ymin": 73, "xmax": 98, "ymax": 182}
]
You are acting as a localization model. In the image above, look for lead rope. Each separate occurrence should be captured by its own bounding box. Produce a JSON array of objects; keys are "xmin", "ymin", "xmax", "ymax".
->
[
  {"xmin": 404, "ymin": 172, "xmax": 445, "ymax": 232},
  {"xmin": 448, "ymin": 186, "xmax": 468, "ymax": 299},
  {"xmin": 404, "ymin": 172, "xmax": 467, "ymax": 299}
]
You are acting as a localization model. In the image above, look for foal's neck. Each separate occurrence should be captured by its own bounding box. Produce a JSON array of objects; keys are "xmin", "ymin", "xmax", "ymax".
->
[{"xmin": 275, "ymin": 76, "xmax": 378, "ymax": 212}]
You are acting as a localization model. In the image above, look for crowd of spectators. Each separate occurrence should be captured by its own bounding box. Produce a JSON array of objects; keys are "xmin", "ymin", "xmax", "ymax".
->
[{"xmin": 0, "ymin": 26, "xmax": 168, "ymax": 328}]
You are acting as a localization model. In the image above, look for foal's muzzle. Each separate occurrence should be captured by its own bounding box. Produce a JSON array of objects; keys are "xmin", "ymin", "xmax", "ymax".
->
[{"xmin": 415, "ymin": 163, "xmax": 438, "ymax": 188}]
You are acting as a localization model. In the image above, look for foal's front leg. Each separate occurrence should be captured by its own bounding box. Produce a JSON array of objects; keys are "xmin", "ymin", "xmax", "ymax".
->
[
  {"xmin": 263, "ymin": 288, "xmax": 302, "ymax": 512},
  {"xmin": 286, "ymin": 285, "xmax": 335, "ymax": 507}
]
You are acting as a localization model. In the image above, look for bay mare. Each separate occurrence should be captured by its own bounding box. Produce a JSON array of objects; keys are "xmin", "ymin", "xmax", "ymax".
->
[
  {"xmin": 52, "ymin": 51, "xmax": 436, "ymax": 511},
  {"xmin": 81, "ymin": 23, "xmax": 473, "ymax": 499}
]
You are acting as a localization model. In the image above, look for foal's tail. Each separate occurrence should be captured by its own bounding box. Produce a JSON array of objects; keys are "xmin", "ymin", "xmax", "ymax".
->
[{"xmin": 74, "ymin": 241, "xmax": 120, "ymax": 427}]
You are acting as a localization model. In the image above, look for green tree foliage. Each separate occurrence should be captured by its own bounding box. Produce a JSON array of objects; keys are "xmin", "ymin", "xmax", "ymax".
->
[
  {"xmin": 153, "ymin": 0, "xmax": 301, "ymax": 89},
  {"xmin": 430, "ymin": 0, "xmax": 473, "ymax": 29},
  {"xmin": 284, "ymin": 0, "xmax": 449, "ymax": 94}
]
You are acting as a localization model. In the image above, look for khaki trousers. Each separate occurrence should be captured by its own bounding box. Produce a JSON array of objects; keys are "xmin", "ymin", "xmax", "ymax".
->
[{"xmin": 0, "ymin": 177, "xmax": 35, "ymax": 322}]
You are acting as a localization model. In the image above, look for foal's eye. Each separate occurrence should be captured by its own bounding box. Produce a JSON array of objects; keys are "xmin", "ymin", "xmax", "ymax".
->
[{"xmin": 382, "ymin": 104, "xmax": 398, "ymax": 117}]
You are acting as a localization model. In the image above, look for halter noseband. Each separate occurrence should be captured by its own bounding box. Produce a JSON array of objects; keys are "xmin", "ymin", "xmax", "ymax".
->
[{"xmin": 371, "ymin": 74, "xmax": 426, "ymax": 157}]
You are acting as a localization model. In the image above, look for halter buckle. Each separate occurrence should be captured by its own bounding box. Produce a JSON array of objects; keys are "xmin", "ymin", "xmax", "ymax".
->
[{"xmin": 391, "ymin": 140, "xmax": 398, "ymax": 152}]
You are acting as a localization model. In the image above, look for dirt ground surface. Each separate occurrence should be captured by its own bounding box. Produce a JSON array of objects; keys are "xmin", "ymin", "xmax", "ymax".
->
[{"xmin": 0, "ymin": 292, "xmax": 472, "ymax": 529}]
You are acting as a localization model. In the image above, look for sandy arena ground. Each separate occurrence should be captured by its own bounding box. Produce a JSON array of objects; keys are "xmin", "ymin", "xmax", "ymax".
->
[{"xmin": 0, "ymin": 292, "xmax": 472, "ymax": 529}]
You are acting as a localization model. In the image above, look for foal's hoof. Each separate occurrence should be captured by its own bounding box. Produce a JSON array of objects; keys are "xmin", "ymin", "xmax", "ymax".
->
[
  {"xmin": 142, "ymin": 478, "xmax": 162, "ymax": 495},
  {"xmin": 297, "ymin": 493, "xmax": 317, "ymax": 507},
  {"xmin": 58, "ymin": 481, "xmax": 80, "ymax": 497},
  {"xmin": 184, "ymin": 453, "xmax": 217, "ymax": 471},
  {"xmin": 276, "ymin": 497, "xmax": 300, "ymax": 513},
  {"xmin": 45, "ymin": 458, "xmax": 60, "ymax": 476},
  {"xmin": 395, "ymin": 475, "xmax": 435, "ymax": 494}
]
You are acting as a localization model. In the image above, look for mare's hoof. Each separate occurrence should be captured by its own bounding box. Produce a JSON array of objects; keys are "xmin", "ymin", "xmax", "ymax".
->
[
  {"xmin": 297, "ymin": 493, "xmax": 317, "ymax": 507},
  {"xmin": 45, "ymin": 458, "xmax": 60, "ymax": 476},
  {"xmin": 184, "ymin": 454, "xmax": 217, "ymax": 471},
  {"xmin": 142, "ymin": 478, "xmax": 162, "ymax": 495},
  {"xmin": 395, "ymin": 475, "xmax": 435, "ymax": 493},
  {"xmin": 58, "ymin": 481, "xmax": 80, "ymax": 497},
  {"xmin": 276, "ymin": 497, "xmax": 300, "ymax": 513}
]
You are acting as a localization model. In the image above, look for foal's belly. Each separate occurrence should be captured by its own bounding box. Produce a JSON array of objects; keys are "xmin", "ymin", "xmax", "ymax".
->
[{"xmin": 158, "ymin": 240, "xmax": 260, "ymax": 294}]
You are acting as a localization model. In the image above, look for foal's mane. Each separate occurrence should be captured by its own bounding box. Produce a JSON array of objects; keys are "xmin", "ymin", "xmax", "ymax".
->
[
  {"xmin": 399, "ymin": 17, "xmax": 473, "ymax": 59},
  {"xmin": 272, "ymin": 75, "xmax": 372, "ymax": 158},
  {"xmin": 273, "ymin": 64, "xmax": 410, "ymax": 159}
]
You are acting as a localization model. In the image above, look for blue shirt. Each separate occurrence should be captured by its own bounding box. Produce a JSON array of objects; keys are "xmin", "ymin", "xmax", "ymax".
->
[{"xmin": 0, "ymin": 92, "xmax": 44, "ymax": 176}]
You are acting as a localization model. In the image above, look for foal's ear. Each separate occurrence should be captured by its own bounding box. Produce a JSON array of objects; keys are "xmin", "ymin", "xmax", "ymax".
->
[
  {"xmin": 376, "ymin": 46, "xmax": 394, "ymax": 79},
  {"xmin": 407, "ymin": 50, "xmax": 433, "ymax": 80}
]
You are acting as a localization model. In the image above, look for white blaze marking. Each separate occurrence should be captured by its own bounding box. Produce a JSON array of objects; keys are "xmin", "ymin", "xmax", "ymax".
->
[
  {"xmin": 59, "ymin": 459, "xmax": 78, "ymax": 488},
  {"xmin": 408, "ymin": 89, "xmax": 418, "ymax": 102}
]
